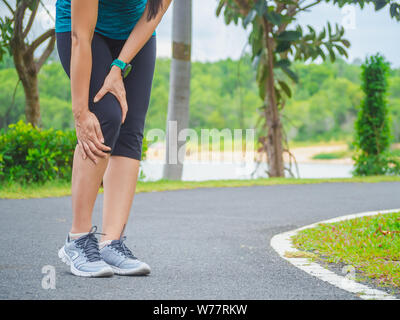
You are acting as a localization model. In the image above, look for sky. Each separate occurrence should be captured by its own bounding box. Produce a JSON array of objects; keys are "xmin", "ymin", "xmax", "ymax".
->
[
  {"xmin": 155, "ymin": 0, "xmax": 400, "ymax": 66},
  {"xmin": 1, "ymin": 0, "xmax": 399, "ymax": 66}
]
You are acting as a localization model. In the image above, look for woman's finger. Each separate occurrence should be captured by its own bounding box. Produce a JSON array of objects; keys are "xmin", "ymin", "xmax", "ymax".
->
[
  {"xmin": 93, "ymin": 139, "xmax": 111, "ymax": 154},
  {"xmin": 94, "ymin": 85, "xmax": 108, "ymax": 103},
  {"xmin": 82, "ymin": 141, "xmax": 97, "ymax": 164},
  {"xmin": 93, "ymin": 122, "xmax": 111, "ymax": 152},
  {"xmin": 77, "ymin": 139, "xmax": 87, "ymax": 160},
  {"xmin": 87, "ymin": 139, "xmax": 108, "ymax": 158},
  {"xmin": 88, "ymin": 137, "xmax": 108, "ymax": 157},
  {"xmin": 94, "ymin": 121, "xmax": 105, "ymax": 144},
  {"xmin": 115, "ymin": 91, "xmax": 128, "ymax": 124}
]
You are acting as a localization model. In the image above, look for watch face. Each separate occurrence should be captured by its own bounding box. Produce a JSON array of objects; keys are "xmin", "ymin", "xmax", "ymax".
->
[{"xmin": 123, "ymin": 64, "xmax": 132, "ymax": 78}]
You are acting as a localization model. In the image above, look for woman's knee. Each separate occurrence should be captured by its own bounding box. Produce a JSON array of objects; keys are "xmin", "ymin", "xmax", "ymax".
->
[
  {"xmin": 112, "ymin": 131, "xmax": 143, "ymax": 160},
  {"xmin": 92, "ymin": 95, "xmax": 122, "ymax": 150}
]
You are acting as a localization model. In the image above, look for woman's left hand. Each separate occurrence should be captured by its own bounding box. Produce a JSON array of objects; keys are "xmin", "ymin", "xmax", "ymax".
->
[{"xmin": 94, "ymin": 66, "xmax": 128, "ymax": 123}]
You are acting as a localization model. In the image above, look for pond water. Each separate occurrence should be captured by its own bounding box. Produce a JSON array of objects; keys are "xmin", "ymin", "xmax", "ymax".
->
[{"xmin": 140, "ymin": 160, "xmax": 354, "ymax": 181}]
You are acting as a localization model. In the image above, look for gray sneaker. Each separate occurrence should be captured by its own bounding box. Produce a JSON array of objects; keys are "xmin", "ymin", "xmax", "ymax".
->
[
  {"xmin": 58, "ymin": 226, "xmax": 113, "ymax": 277},
  {"xmin": 100, "ymin": 236, "xmax": 151, "ymax": 276}
]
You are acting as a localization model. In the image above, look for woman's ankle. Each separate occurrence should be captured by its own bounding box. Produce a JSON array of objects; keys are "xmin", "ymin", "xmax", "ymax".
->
[{"xmin": 69, "ymin": 225, "xmax": 92, "ymax": 239}]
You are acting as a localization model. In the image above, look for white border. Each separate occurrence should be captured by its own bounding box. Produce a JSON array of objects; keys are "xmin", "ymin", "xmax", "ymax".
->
[{"xmin": 270, "ymin": 208, "xmax": 400, "ymax": 300}]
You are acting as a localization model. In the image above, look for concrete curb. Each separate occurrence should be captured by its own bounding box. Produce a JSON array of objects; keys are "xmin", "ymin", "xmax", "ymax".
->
[{"xmin": 270, "ymin": 208, "xmax": 400, "ymax": 300}]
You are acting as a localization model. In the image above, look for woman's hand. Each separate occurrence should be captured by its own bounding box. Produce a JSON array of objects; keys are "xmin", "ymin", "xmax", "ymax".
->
[
  {"xmin": 74, "ymin": 110, "xmax": 112, "ymax": 164},
  {"xmin": 94, "ymin": 66, "xmax": 128, "ymax": 123}
]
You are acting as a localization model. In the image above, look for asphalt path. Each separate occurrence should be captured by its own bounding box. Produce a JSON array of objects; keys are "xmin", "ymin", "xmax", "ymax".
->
[{"xmin": 1, "ymin": 182, "xmax": 399, "ymax": 299}]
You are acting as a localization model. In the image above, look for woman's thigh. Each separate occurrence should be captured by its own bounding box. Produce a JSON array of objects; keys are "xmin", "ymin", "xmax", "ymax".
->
[
  {"xmin": 111, "ymin": 36, "xmax": 157, "ymax": 160},
  {"xmin": 56, "ymin": 32, "xmax": 122, "ymax": 151}
]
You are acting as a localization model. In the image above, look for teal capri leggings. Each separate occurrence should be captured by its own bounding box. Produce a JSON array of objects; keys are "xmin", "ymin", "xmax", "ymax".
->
[{"xmin": 56, "ymin": 31, "xmax": 156, "ymax": 160}]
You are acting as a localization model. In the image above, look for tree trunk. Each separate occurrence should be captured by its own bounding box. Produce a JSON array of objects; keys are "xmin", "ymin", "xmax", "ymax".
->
[
  {"xmin": 12, "ymin": 48, "xmax": 41, "ymax": 127},
  {"xmin": 163, "ymin": 0, "xmax": 192, "ymax": 180},
  {"xmin": 7, "ymin": 0, "xmax": 54, "ymax": 128},
  {"xmin": 23, "ymin": 73, "xmax": 41, "ymax": 126},
  {"xmin": 264, "ymin": 20, "xmax": 284, "ymax": 177}
]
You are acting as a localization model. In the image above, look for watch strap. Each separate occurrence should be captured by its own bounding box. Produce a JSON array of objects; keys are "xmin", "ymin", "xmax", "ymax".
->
[{"xmin": 110, "ymin": 59, "xmax": 127, "ymax": 70}]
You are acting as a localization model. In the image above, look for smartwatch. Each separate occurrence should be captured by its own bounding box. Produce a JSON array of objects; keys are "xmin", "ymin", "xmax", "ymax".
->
[{"xmin": 110, "ymin": 59, "xmax": 132, "ymax": 78}]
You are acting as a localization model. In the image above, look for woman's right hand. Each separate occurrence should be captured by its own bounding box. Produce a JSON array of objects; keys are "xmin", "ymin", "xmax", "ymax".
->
[{"xmin": 74, "ymin": 110, "xmax": 111, "ymax": 164}]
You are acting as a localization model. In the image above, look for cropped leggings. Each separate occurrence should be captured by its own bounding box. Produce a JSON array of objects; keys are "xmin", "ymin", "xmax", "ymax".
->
[{"xmin": 56, "ymin": 32, "xmax": 156, "ymax": 160}]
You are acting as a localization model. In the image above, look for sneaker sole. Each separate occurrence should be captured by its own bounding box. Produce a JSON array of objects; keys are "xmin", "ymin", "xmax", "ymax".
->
[
  {"xmin": 110, "ymin": 263, "xmax": 151, "ymax": 276},
  {"xmin": 58, "ymin": 246, "xmax": 114, "ymax": 278}
]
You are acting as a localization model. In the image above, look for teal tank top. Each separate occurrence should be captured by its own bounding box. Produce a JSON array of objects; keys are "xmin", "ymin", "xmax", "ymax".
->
[{"xmin": 55, "ymin": 0, "xmax": 156, "ymax": 40}]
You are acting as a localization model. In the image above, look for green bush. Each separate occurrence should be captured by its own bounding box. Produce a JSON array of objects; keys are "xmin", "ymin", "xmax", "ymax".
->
[
  {"xmin": 0, "ymin": 120, "xmax": 150, "ymax": 184},
  {"xmin": 353, "ymin": 54, "xmax": 400, "ymax": 176},
  {"xmin": 0, "ymin": 120, "xmax": 76, "ymax": 184}
]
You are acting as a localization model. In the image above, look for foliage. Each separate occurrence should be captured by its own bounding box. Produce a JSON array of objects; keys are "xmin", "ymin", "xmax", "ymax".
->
[
  {"xmin": 330, "ymin": 0, "xmax": 400, "ymax": 21},
  {"xmin": 0, "ymin": 120, "xmax": 76, "ymax": 184},
  {"xmin": 0, "ymin": 68, "xmax": 25, "ymax": 126},
  {"xmin": 217, "ymin": 0, "xmax": 350, "ymax": 103},
  {"xmin": 0, "ymin": 16, "xmax": 13, "ymax": 62},
  {"xmin": 0, "ymin": 0, "xmax": 56, "ymax": 126},
  {"xmin": 1, "ymin": 58, "xmax": 400, "ymax": 144},
  {"xmin": 353, "ymin": 54, "xmax": 400, "ymax": 175},
  {"xmin": 0, "ymin": 119, "xmax": 150, "ymax": 185},
  {"xmin": 0, "ymin": 0, "xmax": 54, "ymax": 64},
  {"xmin": 40, "ymin": 96, "xmax": 74, "ymax": 130},
  {"xmin": 146, "ymin": 57, "xmax": 260, "ymax": 132},
  {"xmin": 285, "ymin": 73, "xmax": 363, "ymax": 141},
  {"xmin": 0, "ymin": 53, "xmax": 14, "ymax": 70},
  {"xmin": 217, "ymin": 0, "xmax": 352, "ymax": 176}
]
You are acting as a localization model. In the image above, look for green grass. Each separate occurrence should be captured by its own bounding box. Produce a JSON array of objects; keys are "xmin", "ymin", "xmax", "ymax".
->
[
  {"xmin": 159, "ymin": 139, "xmax": 350, "ymax": 152},
  {"xmin": 292, "ymin": 211, "xmax": 400, "ymax": 290},
  {"xmin": 1, "ymin": 175, "xmax": 400, "ymax": 199},
  {"xmin": 312, "ymin": 151, "xmax": 349, "ymax": 160},
  {"xmin": 312, "ymin": 146, "xmax": 400, "ymax": 160},
  {"xmin": 288, "ymin": 139, "xmax": 349, "ymax": 148}
]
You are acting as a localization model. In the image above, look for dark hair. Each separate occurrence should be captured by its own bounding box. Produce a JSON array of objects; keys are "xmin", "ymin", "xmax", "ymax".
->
[{"xmin": 147, "ymin": 0, "xmax": 164, "ymax": 21}]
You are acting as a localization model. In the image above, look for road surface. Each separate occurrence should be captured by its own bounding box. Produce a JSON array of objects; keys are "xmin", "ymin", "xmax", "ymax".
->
[{"xmin": 1, "ymin": 182, "xmax": 399, "ymax": 299}]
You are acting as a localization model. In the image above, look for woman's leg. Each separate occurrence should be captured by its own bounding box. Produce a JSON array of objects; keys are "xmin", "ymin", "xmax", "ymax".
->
[
  {"xmin": 70, "ymin": 147, "xmax": 111, "ymax": 233},
  {"xmin": 101, "ymin": 156, "xmax": 140, "ymax": 240},
  {"xmin": 101, "ymin": 36, "xmax": 157, "ymax": 241},
  {"xmin": 56, "ymin": 32, "xmax": 123, "ymax": 234}
]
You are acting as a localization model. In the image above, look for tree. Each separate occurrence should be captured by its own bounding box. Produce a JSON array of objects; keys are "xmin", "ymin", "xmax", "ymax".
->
[
  {"xmin": 333, "ymin": 0, "xmax": 400, "ymax": 21},
  {"xmin": 0, "ymin": 0, "xmax": 55, "ymax": 127},
  {"xmin": 353, "ymin": 54, "xmax": 399, "ymax": 175},
  {"xmin": 217, "ymin": 0, "xmax": 350, "ymax": 177},
  {"xmin": 163, "ymin": 0, "xmax": 192, "ymax": 180}
]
